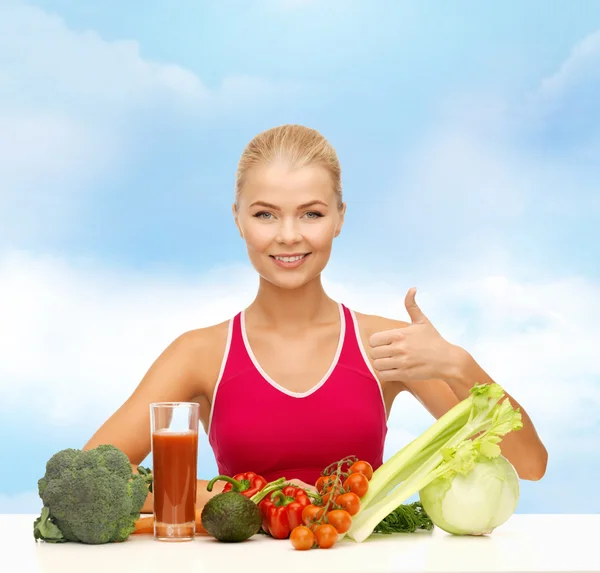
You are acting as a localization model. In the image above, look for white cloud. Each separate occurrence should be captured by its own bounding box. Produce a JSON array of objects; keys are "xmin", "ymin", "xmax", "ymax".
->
[
  {"xmin": 525, "ymin": 27, "xmax": 600, "ymax": 157},
  {"xmin": 0, "ymin": 1, "xmax": 209, "ymax": 111},
  {"xmin": 0, "ymin": 250, "xmax": 258, "ymax": 427},
  {"xmin": 536, "ymin": 29, "xmax": 600, "ymax": 102},
  {"xmin": 418, "ymin": 275, "xmax": 600, "ymax": 449},
  {"xmin": 382, "ymin": 28, "xmax": 600, "ymax": 270},
  {"xmin": 0, "ymin": 1, "xmax": 296, "ymax": 243},
  {"xmin": 1, "ymin": 250, "xmax": 598, "ymax": 465}
]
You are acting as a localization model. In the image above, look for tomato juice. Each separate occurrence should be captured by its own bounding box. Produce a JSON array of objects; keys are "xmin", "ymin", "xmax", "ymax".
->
[{"xmin": 152, "ymin": 429, "xmax": 198, "ymax": 537}]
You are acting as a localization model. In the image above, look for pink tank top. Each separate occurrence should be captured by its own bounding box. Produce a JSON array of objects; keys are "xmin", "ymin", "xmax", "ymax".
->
[{"xmin": 207, "ymin": 303, "xmax": 388, "ymax": 485}]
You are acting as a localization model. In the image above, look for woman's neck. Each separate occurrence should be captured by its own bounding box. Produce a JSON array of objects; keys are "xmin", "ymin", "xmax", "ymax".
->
[{"xmin": 246, "ymin": 275, "xmax": 339, "ymax": 329}]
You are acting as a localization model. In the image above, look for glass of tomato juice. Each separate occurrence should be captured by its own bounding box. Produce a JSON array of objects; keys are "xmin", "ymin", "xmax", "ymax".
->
[{"xmin": 150, "ymin": 402, "xmax": 199, "ymax": 541}]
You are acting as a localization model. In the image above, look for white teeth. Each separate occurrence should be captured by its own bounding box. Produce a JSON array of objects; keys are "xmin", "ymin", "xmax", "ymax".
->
[{"xmin": 275, "ymin": 255, "xmax": 305, "ymax": 262}]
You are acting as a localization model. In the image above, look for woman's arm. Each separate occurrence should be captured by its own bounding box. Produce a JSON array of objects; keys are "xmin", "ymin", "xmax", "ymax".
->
[
  {"xmin": 356, "ymin": 293, "xmax": 548, "ymax": 482},
  {"xmin": 437, "ymin": 347, "xmax": 548, "ymax": 480},
  {"xmin": 84, "ymin": 323, "xmax": 229, "ymax": 512},
  {"xmin": 83, "ymin": 332, "xmax": 203, "ymax": 461}
]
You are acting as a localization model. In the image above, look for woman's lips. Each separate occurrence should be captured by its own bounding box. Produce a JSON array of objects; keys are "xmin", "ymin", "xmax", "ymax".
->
[{"xmin": 270, "ymin": 253, "xmax": 311, "ymax": 269}]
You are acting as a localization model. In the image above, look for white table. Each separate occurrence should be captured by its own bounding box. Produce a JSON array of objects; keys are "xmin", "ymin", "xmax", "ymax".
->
[{"xmin": 5, "ymin": 514, "xmax": 599, "ymax": 573}]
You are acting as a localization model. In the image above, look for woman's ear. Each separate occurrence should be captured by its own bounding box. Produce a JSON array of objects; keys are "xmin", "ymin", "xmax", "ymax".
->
[
  {"xmin": 232, "ymin": 203, "xmax": 244, "ymax": 238},
  {"xmin": 334, "ymin": 202, "xmax": 346, "ymax": 237}
]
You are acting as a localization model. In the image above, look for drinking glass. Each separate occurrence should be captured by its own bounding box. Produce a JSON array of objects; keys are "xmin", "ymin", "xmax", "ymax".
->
[{"xmin": 150, "ymin": 402, "xmax": 199, "ymax": 541}]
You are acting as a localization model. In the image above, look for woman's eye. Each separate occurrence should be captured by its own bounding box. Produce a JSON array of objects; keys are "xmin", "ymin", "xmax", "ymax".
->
[
  {"xmin": 305, "ymin": 211, "xmax": 324, "ymax": 219},
  {"xmin": 254, "ymin": 211, "xmax": 273, "ymax": 219}
]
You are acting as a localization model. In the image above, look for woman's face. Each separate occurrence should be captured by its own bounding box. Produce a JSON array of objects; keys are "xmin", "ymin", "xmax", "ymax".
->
[{"xmin": 233, "ymin": 161, "xmax": 346, "ymax": 290}]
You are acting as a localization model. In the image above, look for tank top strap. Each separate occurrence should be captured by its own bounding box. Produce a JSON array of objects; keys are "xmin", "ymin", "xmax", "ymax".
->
[
  {"xmin": 212, "ymin": 311, "xmax": 253, "ymax": 391},
  {"xmin": 337, "ymin": 303, "xmax": 381, "ymax": 382}
]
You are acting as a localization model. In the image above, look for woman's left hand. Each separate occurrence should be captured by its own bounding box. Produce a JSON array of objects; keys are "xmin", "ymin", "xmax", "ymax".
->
[{"xmin": 368, "ymin": 287, "xmax": 464, "ymax": 384}]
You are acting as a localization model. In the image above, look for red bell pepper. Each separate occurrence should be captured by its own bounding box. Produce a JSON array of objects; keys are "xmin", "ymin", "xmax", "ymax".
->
[
  {"xmin": 259, "ymin": 485, "xmax": 312, "ymax": 539},
  {"xmin": 215, "ymin": 472, "xmax": 268, "ymax": 498}
]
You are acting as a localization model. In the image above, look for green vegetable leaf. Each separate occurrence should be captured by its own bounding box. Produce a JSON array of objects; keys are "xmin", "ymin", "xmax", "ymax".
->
[
  {"xmin": 373, "ymin": 502, "xmax": 433, "ymax": 534},
  {"xmin": 454, "ymin": 441, "xmax": 478, "ymax": 474},
  {"xmin": 33, "ymin": 507, "xmax": 67, "ymax": 543},
  {"xmin": 490, "ymin": 399, "xmax": 523, "ymax": 434},
  {"xmin": 478, "ymin": 434, "xmax": 502, "ymax": 458},
  {"xmin": 471, "ymin": 383, "xmax": 503, "ymax": 411}
]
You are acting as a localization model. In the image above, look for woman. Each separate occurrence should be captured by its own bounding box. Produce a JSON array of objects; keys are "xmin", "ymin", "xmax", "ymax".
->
[{"xmin": 84, "ymin": 124, "xmax": 548, "ymax": 513}]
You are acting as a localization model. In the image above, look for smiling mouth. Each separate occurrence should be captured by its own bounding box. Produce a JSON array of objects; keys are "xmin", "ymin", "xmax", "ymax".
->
[{"xmin": 269, "ymin": 253, "xmax": 311, "ymax": 263}]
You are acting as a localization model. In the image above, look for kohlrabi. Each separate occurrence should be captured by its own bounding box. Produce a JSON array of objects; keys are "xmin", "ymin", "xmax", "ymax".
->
[
  {"xmin": 419, "ymin": 454, "xmax": 520, "ymax": 535},
  {"xmin": 346, "ymin": 383, "xmax": 523, "ymax": 543}
]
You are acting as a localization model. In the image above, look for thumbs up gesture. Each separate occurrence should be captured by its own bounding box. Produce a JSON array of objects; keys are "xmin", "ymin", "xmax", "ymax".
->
[{"xmin": 368, "ymin": 287, "xmax": 460, "ymax": 383}]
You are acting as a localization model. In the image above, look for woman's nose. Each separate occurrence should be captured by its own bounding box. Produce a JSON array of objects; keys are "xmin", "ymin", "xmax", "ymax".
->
[{"xmin": 275, "ymin": 218, "xmax": 302, "ymax": 244}]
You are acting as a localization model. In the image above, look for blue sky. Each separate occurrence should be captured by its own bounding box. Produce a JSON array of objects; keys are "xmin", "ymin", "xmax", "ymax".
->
[{"xmin": 1, "ymin": 0, "xmax": 599, "ymax": 515}]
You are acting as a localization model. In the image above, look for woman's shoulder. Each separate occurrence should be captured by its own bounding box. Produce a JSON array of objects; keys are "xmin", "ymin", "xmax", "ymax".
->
[
  {"xmin": 158, "ymin": 317, "xmax": 233, "ymax": 397},
  {"xmin": 177, "ymin": 318, "xmax": 232, "ymax": 356},
  {"xmin": 349, "ymin": 307, "xmax": 410, "ymax": 338}
]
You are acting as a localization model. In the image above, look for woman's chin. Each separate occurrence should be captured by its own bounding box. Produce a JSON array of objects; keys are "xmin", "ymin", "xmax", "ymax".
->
[
  {"xmin": 263, "ymin": 274, "xmax": 313, "ymax": 290},
  {"xmin": 256, "ymin": 268, "xmax": 324, "ymax": 291}
]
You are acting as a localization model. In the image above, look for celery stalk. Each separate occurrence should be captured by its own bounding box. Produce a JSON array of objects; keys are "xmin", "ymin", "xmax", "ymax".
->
[
  {"xmin": 347, "ymin": 383, "xmax": 522, "ymax": 543},
  {"xmin": 367, "ymin": 420, "xmax": 464, "ymax": 507}
]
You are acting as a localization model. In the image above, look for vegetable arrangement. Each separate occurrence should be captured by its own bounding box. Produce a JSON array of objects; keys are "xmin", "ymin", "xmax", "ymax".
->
[
  {"xmin": 33, "ymin": 382, "xmax": 523, "ymax": 551},
  {"xmin": 193, "ymin": 382, "xmax": 523, "ymax": 549},
  {"xmin": 197, "ymin": 456, "xmax": 433, "ymax": 550}
]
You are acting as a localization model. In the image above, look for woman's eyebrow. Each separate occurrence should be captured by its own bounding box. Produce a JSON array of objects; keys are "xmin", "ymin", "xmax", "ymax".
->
[{"xmin": 249, "ymin": 200, "xmax": 329, "ymax": 209}]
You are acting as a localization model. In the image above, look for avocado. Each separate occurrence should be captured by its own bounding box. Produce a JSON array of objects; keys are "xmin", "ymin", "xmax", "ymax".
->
[{"xmin": 200, "ymin": 491, "xmax": 262, "ymax": 542}]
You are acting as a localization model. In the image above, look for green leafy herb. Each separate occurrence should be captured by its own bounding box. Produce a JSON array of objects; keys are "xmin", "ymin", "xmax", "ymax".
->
[{"xmin": 372, "ymin": 501, "xmax": 433, "ymax": 534}]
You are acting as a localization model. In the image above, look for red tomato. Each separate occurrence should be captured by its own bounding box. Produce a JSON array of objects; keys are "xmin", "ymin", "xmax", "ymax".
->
[
  {"xmin": 316, "ymin": 475, "xmax": 342, "ymax": 494},
  {"xmin": 349, "ymin": 460, "xmax": 374, "ymax": 480},
  {"xmin": 302, "ymin": 504, "xmax": 324, "ymax": 528},
  {"xmin": 314, "ymin": 524, "xmax": 338, "ymax": 549},
  {"xmin": 315, "ymin": 475, "xmax": 330, "ymax": 493},
  {"xmin": 326, "ymin": 509, "xmax": 352, "ymax": 534},
  {"xmin": 343, "ymin": 472, "xmax": 369, "ymax": 498},
  {"xmin": 290, "ymin": 526, "xmax": 315, "ymax": 550},
  {"xmin": 335, "ymin": 492, "xmax": 361, "ymax": 516}
]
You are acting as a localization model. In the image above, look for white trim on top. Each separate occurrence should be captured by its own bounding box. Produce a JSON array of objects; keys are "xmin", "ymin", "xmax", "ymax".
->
[
  {"xmin": 349, "ymin": 308, "xmax": 387, "ymax": 410},
  {"xmin": 240, "ymin": 302, "xmax": 345, "ymax": 399},
  {"xmin": 206, "ymin": 317, "xmax": 234, "ymax": 438}
]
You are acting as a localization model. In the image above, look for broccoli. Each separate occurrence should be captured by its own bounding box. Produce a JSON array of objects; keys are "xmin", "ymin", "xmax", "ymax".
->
[{"xmin": 34, "ymin": 444, "xmax": 153, "ymax": 545}]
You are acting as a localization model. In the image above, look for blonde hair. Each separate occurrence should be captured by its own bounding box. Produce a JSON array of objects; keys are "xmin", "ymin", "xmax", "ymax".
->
[{"xmin": 234, "ymin": 124, "xmax": 343, "ymax": 209}]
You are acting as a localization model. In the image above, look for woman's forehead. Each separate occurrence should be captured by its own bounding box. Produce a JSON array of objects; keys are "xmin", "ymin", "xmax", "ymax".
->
[{"xmin": 240, "ymin": 163, "xmax": 336, "ymax": 204}]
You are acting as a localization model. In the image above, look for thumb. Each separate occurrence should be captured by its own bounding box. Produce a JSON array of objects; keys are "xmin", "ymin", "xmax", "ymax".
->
[{"xmin": 405, "ymin": 287, "xmax": 429, "ymax": 324}]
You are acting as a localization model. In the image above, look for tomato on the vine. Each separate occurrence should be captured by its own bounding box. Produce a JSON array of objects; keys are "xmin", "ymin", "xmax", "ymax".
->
[
  {"xmin": 302, "ymin": 504, "xmax": 324, "ymax": 528},
  {"xmin": 290, "ymin": 526, "xmax": 315, "ymax": 550},
  {"xmin": 326, "ymin": 509, "xmax": 352, "ymax": 534},
  {"xmin": 316, "ymin": 475, "xmax": 342, "ymax": 494},
  {"xmin": 343, "ymin": 472, "xmax": 369, "ymax": 498},
  {"xmin": 314, "ymin": 524, "xmax": 338, "ymax": 549},
  {"xmin": 349, "ymin": 460, "xmax": 374, "ymax": 480},
  {"xmin": 335, "ymin": 492, "xmax": 361, "ymax": 516},
  {"xmin": 315, "ymin": 475, "xmax": 331, "ymax": 493}
]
